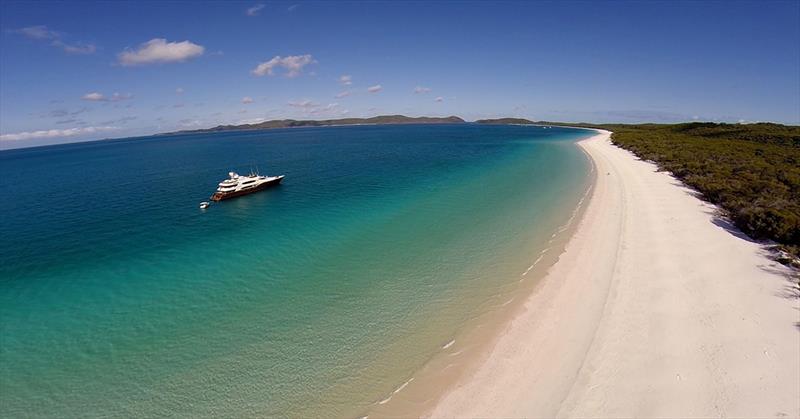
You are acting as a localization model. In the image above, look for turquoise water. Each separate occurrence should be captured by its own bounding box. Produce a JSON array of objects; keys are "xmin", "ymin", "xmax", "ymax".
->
[{"xmin": 0, "ymin": 124, "xmax": 591, "ymax": 417}]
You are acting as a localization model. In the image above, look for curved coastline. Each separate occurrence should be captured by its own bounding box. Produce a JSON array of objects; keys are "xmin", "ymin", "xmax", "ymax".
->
[
  {"xmin": 365, "ymin": 129, "xmax": 599, "ymax": 418},
  {"xmin": 0, "ymin": 124, "xmax": 596, "ymax": 418},
  {"xmin": 426, "ymin": 130, "xmax": 800, "ymax": 418}
]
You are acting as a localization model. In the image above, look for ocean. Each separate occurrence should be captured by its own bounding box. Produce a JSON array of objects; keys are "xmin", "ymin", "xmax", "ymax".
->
[{"xmin": 0, "ymin": 124, "xmax": 592, "ymax": 417}]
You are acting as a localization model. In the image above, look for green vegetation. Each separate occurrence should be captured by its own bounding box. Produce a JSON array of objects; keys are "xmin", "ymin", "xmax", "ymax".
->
[
  {"xmin": 544, "ymin": 121, "xmax": 800, "ymax": 259},
  {"xmin": 179, "ymin": 115, "xmax": 465, "ymax": 133}
]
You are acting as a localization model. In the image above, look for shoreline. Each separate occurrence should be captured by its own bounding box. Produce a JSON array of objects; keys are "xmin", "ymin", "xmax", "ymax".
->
[
  {"xmin": 364, "ymin": 131, "xmax": 598, "ymax": 418},
  {"xmin": 426, "ymin": 130, "xmax": 799, "ymax": 417}
]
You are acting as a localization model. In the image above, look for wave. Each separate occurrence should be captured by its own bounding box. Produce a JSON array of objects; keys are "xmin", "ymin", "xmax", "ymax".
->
[
  {"xmin": 393, "ymin": 377, "xmax": 414, "ymax": 394},
  {"xmin": 377, "ymin": 376, "xmax": 415, "ymax": 405}
]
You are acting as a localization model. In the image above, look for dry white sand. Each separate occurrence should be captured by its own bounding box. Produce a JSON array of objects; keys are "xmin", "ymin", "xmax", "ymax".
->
[{"xmin": 428, "ymin": 130, "xmax": 799, "ymax": 418}]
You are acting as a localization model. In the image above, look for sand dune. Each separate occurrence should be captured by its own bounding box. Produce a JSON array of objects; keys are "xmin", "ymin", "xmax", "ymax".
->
[{"xmin": 429, "ymin": 130, "xmax": 799, "ymax": 418}]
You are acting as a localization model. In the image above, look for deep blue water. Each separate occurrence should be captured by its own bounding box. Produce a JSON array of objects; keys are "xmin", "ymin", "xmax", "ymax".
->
[{"xmin": 0, "ymin": 124, "xmax": 591, "ymax": 417}]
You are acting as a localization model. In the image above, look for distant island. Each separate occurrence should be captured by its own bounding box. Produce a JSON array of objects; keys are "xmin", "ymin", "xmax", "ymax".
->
[
  {"xmin": 174, "ymin": 115, "xmax": 466, "ymax": 134},
  {"xmin": 475, "ymin": 118, "xmax": 536, "ymax": 125},
  {"xmin": 173, "ymin": 115, "xmax": 559, "ymax": 135}
]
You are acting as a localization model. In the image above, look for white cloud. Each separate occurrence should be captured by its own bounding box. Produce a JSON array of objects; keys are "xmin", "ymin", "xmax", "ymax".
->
[
  {"xmin": 118, "ymin": 38, "xmax": 205, "ymax": 66},
  {"xmin": 176, "ymin": 87, "xmax": 184, "ymax": 94},
  {"xmin": 44, "ymin": 107, "xmax": 88, "ymax": 118},
  {"xmin": 435, "ymin": 96, "xmax": 444, "ymax": 102},
  {"xmin": 288, "ymin": 99, "xmax": 318, "ymax": 108},
  {"xmin": 0, "ymin": 126, "xmax": 116, "ymax": 142},
  {"xmin": 287, "ymin": 4, "xmax": 299, "ymax": 12},
  {"xmin": 367, "ymin": 84, "xmax": 383, "ymax": 93},
  {"xmin": 339, "ymin": 75, "xmax": 352, "ymax": 86},
  {"xmin": 13, "ymin": 25, "xmax": 96, "ymax": 55},
  {"xmin": 252, "ymin": 54, "xmax": 315, "ymax": 77},
  {"xmin": 310, "ymin": 103, "xmax": 340, "ymax": 115},
  {"xmin": 238, "ymin": 117, "xmax": 268, "ymax": 125},
  {"xmin": 82, "ymin": 92, "xmax": 104, "ymax": 101},
  {"xmin": 81, "ymin": 92, "xmax": 133, "ymax": 102},
  {"xmin": 335, "ymin": 91, "xmax": 351, "ymax": 98},
  {"xmin": 413, "ymin": 86, "xmax": 431, "ymax": 94},
  {"xmin": 54, "ymin": 41, "xmax": 96, "ymax": 54},
  {"xmin": 246, "ymin": 3, "xmax": 266, "ymax": 16},
  {"xmin": 15, "ymin": 25, "xmax": 57, "ymax": 40},
  {"xmin": 241, "ymin": 96, "xmax": 254, "ymax": 104}
]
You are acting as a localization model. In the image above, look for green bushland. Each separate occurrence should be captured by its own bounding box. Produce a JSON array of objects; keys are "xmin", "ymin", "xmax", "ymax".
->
[{"xmin": 541, "ymin": 122, "xmax": 800, "ymax": 259}]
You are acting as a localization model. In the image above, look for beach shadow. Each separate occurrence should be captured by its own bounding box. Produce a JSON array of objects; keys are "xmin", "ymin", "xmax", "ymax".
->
[
  {"xmin": 758, "ymin": 260, "xmax": 799, "ymax": 294},
  {"xmin": 661, "ymin": 178, "xmax": 763, "ymax": 245},
  {"xmin": 710, "ymin": 214, "xmax": 799, "ymax": 303},
  {"xmin": 756, "ymin": 246, "xmax": 800, "ymax": 296},
  {"xmin": 709, "ymin": 214, "xmax": 762, "ymax": 244},
  {"xmin": 695, "ymin": 207, "xmax": 800, "ymax": 317},
  {"xmin": 754, "ymin": 249, "xmax": 800, "ymax": 331},
  {"xmin": 669, "ymin": 180, "xmax": 708, "ymax": 201},
  {"xmin": 618, "ymin": 146, "xmax": 800, "ymax": 328}
]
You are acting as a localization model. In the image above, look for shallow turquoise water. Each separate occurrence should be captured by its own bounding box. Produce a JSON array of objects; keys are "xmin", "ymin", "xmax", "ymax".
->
[{"xmin": 0, "ymin": 124, "xmax": 591, "ymax": 417}]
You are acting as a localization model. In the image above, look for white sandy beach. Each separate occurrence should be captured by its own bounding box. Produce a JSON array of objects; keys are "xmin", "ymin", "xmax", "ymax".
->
[{"xmin": 428, "ymin": 130, "xmax": 799, "ymax": 418}]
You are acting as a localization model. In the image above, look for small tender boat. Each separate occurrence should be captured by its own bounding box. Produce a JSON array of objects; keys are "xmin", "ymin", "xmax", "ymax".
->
[{"xmin": 199, "ymin": 201, "xmax": 210, "ymax": 209}]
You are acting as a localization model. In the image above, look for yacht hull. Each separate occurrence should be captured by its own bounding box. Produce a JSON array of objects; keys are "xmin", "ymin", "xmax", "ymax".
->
[{"xmin": 210, "ymin": 176, "xmax": 283, "ymax": 201}]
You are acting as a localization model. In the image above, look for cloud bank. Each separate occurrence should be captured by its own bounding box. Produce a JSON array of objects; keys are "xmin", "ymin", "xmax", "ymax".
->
[{"xmin": 1, "ymin": 126, "xmax": 116, "ymax": 142}]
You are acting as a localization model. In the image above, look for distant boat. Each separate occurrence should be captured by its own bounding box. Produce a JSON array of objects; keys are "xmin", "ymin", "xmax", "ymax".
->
[
  {"xmin": 199, "ymin": 201, "xmax": 210, "ymax": 209},
  {"xmin": 210, "ymin": 171, "xmax": 284, "ymax": 202}
]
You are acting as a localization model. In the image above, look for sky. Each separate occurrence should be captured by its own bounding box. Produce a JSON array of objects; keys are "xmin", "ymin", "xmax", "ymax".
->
[{"xmin": 1, "ymin": 0, "xmax": 799, "ymax": 148}]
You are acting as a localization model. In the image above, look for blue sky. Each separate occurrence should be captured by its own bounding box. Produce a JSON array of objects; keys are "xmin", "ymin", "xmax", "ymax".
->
[{"xmin": 1, "ymin": 0, "xmax": 798, "ymax": 148}]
